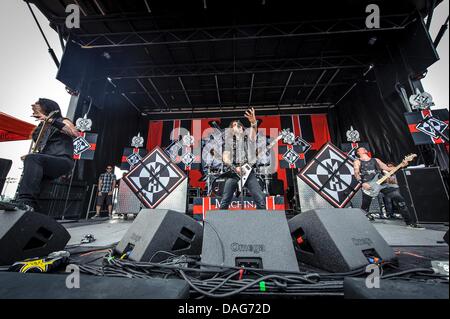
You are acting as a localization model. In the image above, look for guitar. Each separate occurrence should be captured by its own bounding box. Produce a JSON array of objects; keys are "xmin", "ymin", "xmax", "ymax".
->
[
  {"xmin": 29, "ymin": 110, "xmax": 61, "ymax": 154},
  {"xmin": 362, "ymin": 154, "xmax": 417, "ymax": 198},
  {"xmin": 226, "ymin": 129, "xmax": 290, "ymax": 192}
]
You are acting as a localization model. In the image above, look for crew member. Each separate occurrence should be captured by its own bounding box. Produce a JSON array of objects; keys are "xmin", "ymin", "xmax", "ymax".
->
[{"xmin": 93, "ymin": 165, "xmax": 116, "ymax": 219}]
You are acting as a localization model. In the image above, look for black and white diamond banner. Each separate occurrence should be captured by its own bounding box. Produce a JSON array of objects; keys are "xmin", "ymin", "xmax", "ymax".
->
[
  {"xmin": 298, "ymin": 142, "xmax": 361, "ymax": 208},
  {"xmin": 73, "ymin": 132, "xmax": 97, "ymax": 160},
  {"xmin": 278, "ymin": 138, "xmax": 310, "ymax": 169},
  {"xmin": 405, "ymin": 109, "xmax": 449, "ymax": 145},
  {"xmin": 121, "ymin": 147, "xmax": 148, "ymax": 171},
  {"xmin": 123, "ymin": 147, "xmax": 187, "ymax": 208},
  {"xmin": 416, "ymin": 116, "xmax": 448, "ymax": 139}
]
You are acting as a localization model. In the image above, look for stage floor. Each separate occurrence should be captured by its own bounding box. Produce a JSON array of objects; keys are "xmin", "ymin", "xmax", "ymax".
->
[{"xmin": 64, "ymin": 214, "xmax": 449, "ymax": 249}]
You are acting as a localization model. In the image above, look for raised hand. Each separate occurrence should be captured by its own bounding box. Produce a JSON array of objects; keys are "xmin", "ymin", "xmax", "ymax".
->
[{"xmin": 244, "ymin": 107, "xmax": 257, "ymax": 125}]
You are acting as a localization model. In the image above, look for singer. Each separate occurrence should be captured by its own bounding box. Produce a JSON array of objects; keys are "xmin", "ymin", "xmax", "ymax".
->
[
  {"xmin": 15, "ymin": 98, "xmax": 79, "ymax": 212},
  {"xmin": 220, "ymin": 108, "xmax": 266, "ymax": 209}
]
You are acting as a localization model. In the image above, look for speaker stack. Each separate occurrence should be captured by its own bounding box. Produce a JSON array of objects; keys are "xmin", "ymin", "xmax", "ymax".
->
[{"xmin": 396, "ymin": 167, "xmax": 449, "ymax": 223}]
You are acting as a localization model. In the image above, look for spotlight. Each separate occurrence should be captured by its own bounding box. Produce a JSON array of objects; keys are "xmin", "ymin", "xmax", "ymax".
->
[
  {"xmin": 102, "ymin": 52, "xmax": 111, "ymax": 59},
  {"xmin": 368, "ymin": 36, "xmax": 377, "ymax": 46}
]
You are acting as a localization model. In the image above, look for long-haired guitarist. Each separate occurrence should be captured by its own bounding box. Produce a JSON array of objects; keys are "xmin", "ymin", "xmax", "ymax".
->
[
  {"xmin": 220, "ymin": 108, "xmax": 266, "ymax": 209},
  {"xmin": 15, "ymin": 98, "xmax": 80, "ymax": 212},
  {"xmin": 353, "ymin": 147, "xmax": 423, "ymax": 229}
]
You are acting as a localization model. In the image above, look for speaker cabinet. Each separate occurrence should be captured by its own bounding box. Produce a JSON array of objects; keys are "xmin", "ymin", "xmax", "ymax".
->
[
  {"xmin": 0, "ymin": 210, "xmax": 71, "ymax": 265},
  {"xmin": 288, "ymin": 208, "xmax": 396, "ymax": 273},
  {"xmin": 37, "ymin": 178, "xmax": 88, "ymax": 220},
  {"xmin": 201, "ymin": 210, "xmax": 299, "ymax": 273},
  {"xmin": 115, "ymin": 209, "xmax": 203, "ymax": 262},
  {"xmin": 396, "ymin": 167, "xmax": 449, "ymax": 223}
]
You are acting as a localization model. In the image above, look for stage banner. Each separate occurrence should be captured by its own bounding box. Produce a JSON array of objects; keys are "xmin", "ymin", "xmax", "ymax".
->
[
  {"xmin": 193, "ymin": 196, "xmax": 285, "ymax": 221},
  {"xmin": 73, "ymin": 132, "xmax": 97, "ymax": 160},
  {"xmin": 404, "ymin": 109, "xmax": 449, "ymax": 145},
  {"xmin": 120, "ymin": 147, "xmax": 148, "ymax": 171},
  {"xmin": 146, "ymin": 114, "xmax": 331, "ymax": 207},
  {"xmin": 123, "ymin": 146, "xmax": 187, "ymax": 209},
  {"xmin": 298, "ymin": 142, "xmax": 361, "ymax": 208}
]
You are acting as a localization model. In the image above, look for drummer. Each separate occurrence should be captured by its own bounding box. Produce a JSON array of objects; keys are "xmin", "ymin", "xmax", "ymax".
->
[{"xmin": 203, "ymin": 148, "xmax": 223, "ymax": 172}]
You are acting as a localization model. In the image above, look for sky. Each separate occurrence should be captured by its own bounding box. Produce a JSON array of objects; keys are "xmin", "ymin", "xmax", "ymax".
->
[{"xmin": 0, "ymin": 0, "xmax": 449, "ymax": 198}]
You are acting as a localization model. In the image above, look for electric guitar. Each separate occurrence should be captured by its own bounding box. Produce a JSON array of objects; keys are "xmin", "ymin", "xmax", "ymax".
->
[
  {"xmin": 362, "ymin": 154, "xmax": 417, "ymax": 198},
  {"xmin": 226, "ymin": 129, "xmax": 290, "ymax": 192}
]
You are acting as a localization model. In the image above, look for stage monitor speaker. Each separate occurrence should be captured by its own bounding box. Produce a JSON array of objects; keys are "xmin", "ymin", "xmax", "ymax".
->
[
  {"xmin": 201, "ymin": 210, "xmax": 299, "ymax": 273},
  {"xmin": 0, "ymin": 272, "xmax": 189, "ymax": 299},
  {"xmin": 288, "ymin": 208, "xmax": 396, "ymax": 273},
  {"xmin": 115, "ymin": 209, "xmax": 203, "ymax": 262},
  {"xmin": 396, "ymin": 167, "xmax": 449, "ymax": 223},
  {"xmin": 0, "ymin": 210, "xmax": 71, "ymax": 266}
]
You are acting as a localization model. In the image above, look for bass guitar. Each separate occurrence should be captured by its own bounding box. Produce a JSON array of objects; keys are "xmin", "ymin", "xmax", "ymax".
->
[{"xmin": 362, "ymin": 153, "xmax": 417, "ymax": 198}]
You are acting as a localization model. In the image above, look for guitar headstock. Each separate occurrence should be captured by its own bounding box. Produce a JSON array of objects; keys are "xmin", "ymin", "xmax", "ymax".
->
[
  {"xmin": 401, "ymin": 153, "xmax": 417, "ymax": 167},
  {"xmin": 404, "ymin": 153, "xmax": 417, "ymax": 162}
]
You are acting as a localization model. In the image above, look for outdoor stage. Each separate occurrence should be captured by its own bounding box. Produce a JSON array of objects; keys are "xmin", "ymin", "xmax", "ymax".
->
[{"xmin": 1, "ymin": 0, "xmax": 448, "ymax": 302}]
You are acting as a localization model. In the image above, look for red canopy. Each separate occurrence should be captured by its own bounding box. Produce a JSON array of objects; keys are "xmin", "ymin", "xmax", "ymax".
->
[{"xmin": 0, "ymin": 112, "xmax": 36, "ymax": 142}]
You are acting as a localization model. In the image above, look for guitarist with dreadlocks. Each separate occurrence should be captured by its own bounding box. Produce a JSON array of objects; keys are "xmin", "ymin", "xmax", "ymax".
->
[{"xmin": 13, "ymin": 98, "xmax": 80, "ymax": 212}]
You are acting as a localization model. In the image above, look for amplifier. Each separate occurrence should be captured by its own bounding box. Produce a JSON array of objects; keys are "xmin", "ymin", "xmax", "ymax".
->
[
  {"xmin": 396, "ymin": 167, "xmax": 449, "ymax": 223},
  {"xmin": 37, "ymin": 178, "xmax": 88, "ymax": 220}
]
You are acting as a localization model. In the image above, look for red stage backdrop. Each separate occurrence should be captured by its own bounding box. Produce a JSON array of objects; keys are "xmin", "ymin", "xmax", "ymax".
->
[{"xmin": 146, "ymin": 114, "xmax": 331, "ymax": 197}]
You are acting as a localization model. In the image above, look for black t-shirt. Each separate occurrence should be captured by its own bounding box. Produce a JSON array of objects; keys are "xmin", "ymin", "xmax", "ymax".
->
[
  {"xmin": 32, "ymin": 119, "xmax": 74, "ymax": 158},
  {"xmin": 359, "ymin": 158, "xmax": 381, "ymax": 183}
]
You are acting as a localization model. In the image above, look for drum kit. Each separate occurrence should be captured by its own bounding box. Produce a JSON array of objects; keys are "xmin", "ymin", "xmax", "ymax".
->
[{"xmin": 199, "ymin": 162, "xmax": 273, "ymax": 197}]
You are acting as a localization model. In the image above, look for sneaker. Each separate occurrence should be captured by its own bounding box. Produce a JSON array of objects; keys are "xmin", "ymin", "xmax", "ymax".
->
[
  {"xmin": 91, "ymin": 214, "xmax": 101, "ymax": 219},
  {"xmin": 366, "ymin": 213, "xmax": 375, "ymax": 221},
  {"xmin": 406, "ymin": 224, "xmax": 425, "ymax": 230},
  {"xmin": 10, "ymin": 200, "xmax": 36, "ymax": 212}
]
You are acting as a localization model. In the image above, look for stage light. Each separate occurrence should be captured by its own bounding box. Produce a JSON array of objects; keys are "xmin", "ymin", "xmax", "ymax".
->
[{"xmin": 368, "ymin": 36, "xmax": 377, "ymax": 46}]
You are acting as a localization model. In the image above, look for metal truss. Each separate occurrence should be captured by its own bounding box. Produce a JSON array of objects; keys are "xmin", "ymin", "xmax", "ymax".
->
[
  {"xmin": 139, "ymin": 102, "xmax": 334, "ymax": 116},
  {"xmin": 70, "ymin": 14, "xmax": 411, "ymax": 49},
  {"xmin": 107, "ymin": 55, "xmax": 369, "ymax": 80}
]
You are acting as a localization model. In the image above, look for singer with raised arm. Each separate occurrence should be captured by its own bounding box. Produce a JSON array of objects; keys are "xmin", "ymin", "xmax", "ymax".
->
[
  {"xmin": 14, "ymin": 98, "xmax": 80, "ymax": 212},
  {"xmin": 220, "ymin": 108, "xmax": 266, "ymax": 210}
]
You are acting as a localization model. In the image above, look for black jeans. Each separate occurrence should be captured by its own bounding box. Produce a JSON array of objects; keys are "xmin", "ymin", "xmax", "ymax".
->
[
  {"xmin": 220, "ymin": 171, "xmax": 266, "ymax": 209},
  {"xmin": 18, "ymin": 153, "xmax": 74, "ymax": 204},
  {"xmin": 361, "ymin": 188, "xmax": 417, "ymax": 225}
]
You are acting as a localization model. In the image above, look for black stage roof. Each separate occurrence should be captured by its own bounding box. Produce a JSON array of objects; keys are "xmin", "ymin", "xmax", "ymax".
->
[{"xmin": 27, "ymin": 0, "xmax": 442, "ymax": 117}]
